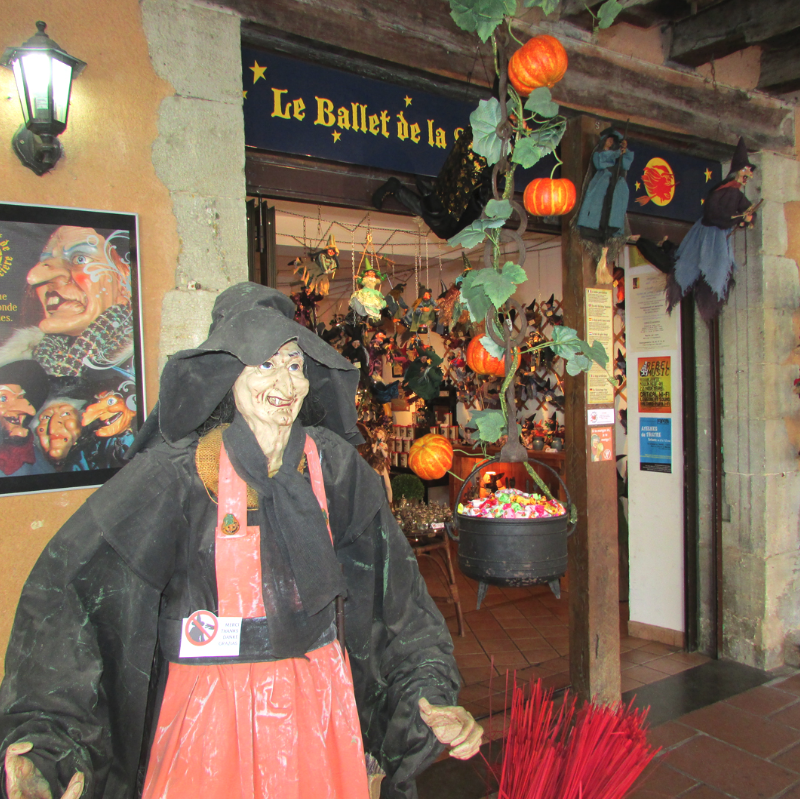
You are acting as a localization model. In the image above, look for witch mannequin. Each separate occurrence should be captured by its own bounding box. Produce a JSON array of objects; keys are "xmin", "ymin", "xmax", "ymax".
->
[
  {"xmin": 666, "ymin": 136, "xmax": 758, "ymax": 321},
  {"xmin": 0, "ymin": 284, "xmax": 481, "ymax": 799}
]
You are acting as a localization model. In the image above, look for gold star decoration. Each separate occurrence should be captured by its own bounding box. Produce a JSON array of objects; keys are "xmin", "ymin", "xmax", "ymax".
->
[
  {"xmin": 242, "ymin": 90, "xmax": 248, "ymax": 99},
  {"xmin": 404, "ymin": 95, "xmax": 413, "ymax": 107},
  {"xmin": 635, "ymin": 181, "xmax": 641, "ymax": 190},
  {"xmin": 704, "ymin": 168, "xmax": 713, "ymax": 182},
  {"xmin": 332, "ymin": 130, "xmax": 341, "ymax": 143},
  {"xmin": 250, "ymin": 61, "xmax": 267, "ymax": 83}
]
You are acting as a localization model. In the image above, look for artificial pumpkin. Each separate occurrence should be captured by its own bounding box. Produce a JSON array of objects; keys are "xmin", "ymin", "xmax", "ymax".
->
[
  {"xmin": 523, "ymin": 178, "xmax": 576, "ymax": 217},
  {"xmin": 466, "ymin": 336, "xmax": 505, "ymax": 377},
  {"xmin": 508, "ymin": 35, "xmax": 568, "ymax": 96},
  {"xmin": 409, "ymin": 433, "xmax": 454, "ymax": 481}
]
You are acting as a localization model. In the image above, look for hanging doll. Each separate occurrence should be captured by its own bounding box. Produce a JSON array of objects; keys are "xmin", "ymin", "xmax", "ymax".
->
[
  {"xmin": 294, "ymin": 235, "xmax": 341, "ymax": 297},
  {"xmin": 665, "ymin": 136, "xmax": 758, "ymax": 321},
  {"xmin": 383, "ymin": 281, "xmax": 409, "ymax": 323},
  {"xmin": 290, "ymin": 284, "xmax": 322, "ymax": 330},
  {"xmin": 402, "ymin": 341, "xmax": 444, "ymax": 402},
  {"xmin": 540, "ymin": 294, "xmax": 563, "ymax": 327},
  {"xmin": 408, "ymin": 286, "xmax": 439, "ymax": 333},
  {"xmin": 350, "ymin": 259, "xmax": 387, "ymax": 323},
  {"xmin": 575, "ymin": 128, "xmax": 634, "ymax": 283}
]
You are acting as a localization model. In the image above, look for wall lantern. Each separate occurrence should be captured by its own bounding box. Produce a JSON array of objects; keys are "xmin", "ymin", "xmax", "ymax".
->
[{"xmin": 0, "ymin": 21, "xmax": 86, "ymax": 175}]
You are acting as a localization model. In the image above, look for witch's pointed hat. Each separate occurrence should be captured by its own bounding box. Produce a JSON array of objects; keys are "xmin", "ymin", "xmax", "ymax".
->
[{"xmin": 731, "ymin": 136, "xmax": 756, "ymax": 173}]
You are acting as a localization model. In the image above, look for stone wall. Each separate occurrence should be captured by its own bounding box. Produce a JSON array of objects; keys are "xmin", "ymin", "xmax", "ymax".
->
[
  {"xmin": 141, "ymin": 0, "xmax": 248, "ymax": 369},
  {"xmin": 719, "ymin": 153, "xmax": 800, "ymax": 669}
]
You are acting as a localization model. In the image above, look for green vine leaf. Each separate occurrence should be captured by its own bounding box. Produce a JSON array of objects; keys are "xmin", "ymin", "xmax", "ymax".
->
[
  {"xmin": 472, "ymin": 261, "xmax": 527, "ymax": 308},
  {"xmin": 460, "ymin": 270, "xmax": 494, "ymax": 322},
  {"xmin": 470, "ymin": 98, "xmax": 504, "ymax": 165},
  {"xmin": 535, "ymin": 118, "xmax": 567, "ymax": 149},
  {"xmin": 479, "ymin": 334, "xmax": 506, "ymax": 360},
  {"xmin": 521, "ymin": 0, "xmax": 559, "ymax": 12},
  {"xmin": 447, "ymin": 216, "xmax": 506, "ymax": 249},
  {"xmin": 524, "ymin": 88, "xmax": 559, "ymax": 118},
  {"xmin": 565, "ymin": 353, "xmax": 592, "ymax": 375},
  {"xmin": 597, "ymin": 0, "xmax": 624, "ymax": 28},
  {"xmin": 549, "ymin": 325, "xmax": 582, "ymax": 359},
  {"xmin": 449, "ymin": 0, "xmax": 516, "ymax": 41},
  {"xmin": 485, "ymin": 198, "xmax": 513, "ymax": 220},
  {"xmin": 466, "ymin": 409, "xmax": 506, "ymax": 443},
  {"xmin": 511, "ymin": 136, "xmax": 549, "ymax": 169},
  {"xmin": 583, "ymin": 339, "xmax": 609, "ymax": 370}
]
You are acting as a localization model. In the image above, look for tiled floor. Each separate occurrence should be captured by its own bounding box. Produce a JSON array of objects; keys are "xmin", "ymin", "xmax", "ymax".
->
[
  {"xmin": 418, "ymin": 550, "xmax": 710, "ymax": 724},
  {"xmin": 417, "ymin": 545, "xmax": 800, "ymax": 799}
]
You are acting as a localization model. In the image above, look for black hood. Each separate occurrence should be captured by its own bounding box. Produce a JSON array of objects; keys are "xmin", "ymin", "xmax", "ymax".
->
[{"xmin": 132, "ymin": 283, "xmax": 362, "ymax": 452}]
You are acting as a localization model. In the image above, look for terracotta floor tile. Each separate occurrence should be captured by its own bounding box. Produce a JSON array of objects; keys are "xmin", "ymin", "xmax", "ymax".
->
[
  {"xmin": 520, "ymin": 647, "xmax": 559, "ymax": 665},
  {"xmin": 466, "ymin": 618, "xmax": 504, "ymax": 632},
  {"xmin": 666, "ymin": 734, "xmax": 797, "ymax": 799},
  {"xmin": 645, "ymin": 656, "xmax": 696, "ymax": 676},
  {"xmin": 772, "ymin": 702, "xmax": 800, "ymax": 730},
  {"xmin": 725, "ymin": 686, "xmax": 799, "ymax": 717},
  {"xmin": 773, "ymin": 741, "xmax": 800, "ymax": 773},
  {"xmin": 621, "ymin": 674, "xmax": 645, "ymax": 693},
  {"xmin": 774, "ymin": 782, "xmax": 800, "ymax": 799},
  {"xmin": 459, "ymin": 665, "xmax": 498, "ymax": 685},
  {"xmin": 540, "ymin": 672, "xmax": 571, "ymax": 691},
  {"xmin": 474, "ymin": 627, "xmax": 514, "ymax": 640},
  {"xmin": 634, "ymin": 760, "xmax": 699, "ymax": 796},
  {"xmin": 457, "ymin": 684, "xmax": 492, "ymax": 702},
  {"xmin": 622, "ymin": 649, "xmax": 662, "ymax": 666},
  {"xmin": 775, "ymin": 674, "xmax": 800, "ymax": 696},
  {"xmin": 538, "ymin": 656, "xmax": 570, "ymax": 674},
  {"xmin": 647, "ymin": 721, "xmax": 699, "ymax": 751},
  {"xmin": 488, "ymin": 652, "xmax": 530, "ymax": 669},
  {"xmin": 458, "ymin": 653, "xmax": 492, "ymax": 669},
  {"xmin": 679, "ymin": 702, "xmax": 800, "ymax": 758},
  {"xmin": 668, "ymin": 651, "xmax": 712, "ymax": 667},
  {"xmin": 480, "ymin": 637, "xmax": 523, "ymax": 653},
  {"xmin": 638, "ymin": 641, "xmax": 679, "ymax": 656},
  {"xmin": 680, "ymin": 786, "xmax": 738, "ymax": 799},
  {"xmin": 498, "ymin": 617, "xmax": 535, "ymax": 629},
  {"xmin": 489, "ymin": 606, "xmax": 523, "ymax": 619},
  {"xmin": 624, "ymin": 665, "xmax": 674, "ymax": 685},
  {"xmin": 621, "ymin": 636, "xmax": 651, "ymax": 649},
  {"xmin": 452, "ymin": 639, "xmax": 483, "ymax": 656},
  {"xmin": 506, "ymin": 629, "xmax": 546, "ymax": 642}
]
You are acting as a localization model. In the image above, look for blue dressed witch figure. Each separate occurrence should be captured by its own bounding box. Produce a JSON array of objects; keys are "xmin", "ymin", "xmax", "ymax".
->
[
  {"xmin": 574, "ymin": 127, "xmax": 634, "ymax": 283},
  {"xmin": 665, "ymin": 137, "xmax": 758, "ymax": 321}
]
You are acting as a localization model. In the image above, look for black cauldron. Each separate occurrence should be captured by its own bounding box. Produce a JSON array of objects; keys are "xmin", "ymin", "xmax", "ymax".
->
[{"xmin": 447, "ymin": 456, "xmax": 575, "ymax": 607}]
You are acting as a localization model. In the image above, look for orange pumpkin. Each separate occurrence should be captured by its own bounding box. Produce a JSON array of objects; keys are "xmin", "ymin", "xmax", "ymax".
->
[
  {"xmin": 409, "ymin": 434, "xmax": 454, "ymax": 481},
  {"xmin": 466, "ymin": 336, "xmax": 505, "ymax": 377},
  {"xmin": 508, "ymin": 35, "xmax": 568, "ymax": 96},
  {"xmin": 523, "ymin": 178, "xmax": 576, "ymax": 217}
]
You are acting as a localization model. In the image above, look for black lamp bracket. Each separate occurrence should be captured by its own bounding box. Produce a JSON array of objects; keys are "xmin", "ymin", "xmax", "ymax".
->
[{"xmin": 12, "ymin": 125, "xmax": 62, "ymax": 176}]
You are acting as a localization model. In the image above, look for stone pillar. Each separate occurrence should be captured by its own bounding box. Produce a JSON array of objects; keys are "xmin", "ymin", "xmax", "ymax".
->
[
  {"xmin": 141, "ymin": 0, "xmax": 248, "ymax": 370},
  {"xmin": 719, "ymin": 151, "xmax": 800, "ymax": 669}
]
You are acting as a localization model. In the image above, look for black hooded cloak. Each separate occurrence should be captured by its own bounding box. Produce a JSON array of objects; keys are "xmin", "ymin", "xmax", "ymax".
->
[{"xmin": 0, "ymin": 284, "xmax": 459, "ymax": 799}]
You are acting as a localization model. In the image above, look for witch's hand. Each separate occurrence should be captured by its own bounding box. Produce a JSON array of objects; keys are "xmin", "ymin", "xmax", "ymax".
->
[
  {"xmin": 5, "ymin": 742, "xmax": 84, "ymax": 799},
  {"xmin": 418, "ymin": 698, "xmax": 483, "ymax": 760}
]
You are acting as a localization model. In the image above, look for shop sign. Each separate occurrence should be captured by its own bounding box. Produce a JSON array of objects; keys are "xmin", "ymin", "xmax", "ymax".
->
[
  {"xmin": 242, "ymin": 47, "xmax": 556, "ymax": 181},
  {"xmin": 625, "ymin": 139, "xmax": 722, "ymax": 223}
]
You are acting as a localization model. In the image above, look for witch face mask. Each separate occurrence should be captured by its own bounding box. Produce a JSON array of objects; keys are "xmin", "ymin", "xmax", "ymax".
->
[{"xmin": 233, "ymin": 341, "xmax": 310, "ymax": 433}]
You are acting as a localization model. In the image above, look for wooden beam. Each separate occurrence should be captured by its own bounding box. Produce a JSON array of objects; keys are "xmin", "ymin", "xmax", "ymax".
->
[
  {"xmin": 228, "ymin": 0, "xmax": 795, "ymax": 153},
  {"xmin": 561, "ymin": 114, "xmax": 621, "ymax": 705},
  {"xmin": 559, "ymin": 0, "xmax": 654, "ymax": 21},
  {"xmin": 670, "ymin": 0, "xmax": 800, "ymax": 67},
  {"xmin": 758, "ymin": 35, "xmax": 800, "ymax": 94}
]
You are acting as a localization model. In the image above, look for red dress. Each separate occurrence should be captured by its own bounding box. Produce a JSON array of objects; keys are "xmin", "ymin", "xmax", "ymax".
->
[{"xmin": 141, "ymin": 437, "xmax": 370, "ymax": 799}]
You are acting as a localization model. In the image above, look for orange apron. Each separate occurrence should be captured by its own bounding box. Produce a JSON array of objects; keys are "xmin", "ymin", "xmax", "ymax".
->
[{"xmin": 142, "ymin": 436, "xmax": 370, "ymax": 799}]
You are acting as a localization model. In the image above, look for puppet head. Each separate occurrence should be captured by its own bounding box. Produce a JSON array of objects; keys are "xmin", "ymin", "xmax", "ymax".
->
[
  {"xmin": 37, "ymin": 397, "xmax": 85, "ymax": 460},
  {"xmin": 730, "ymin": 136, "xmax": 756, "ymax": 183},
  {"xmin": 131, "ymin": 283, "xmax": 362, "ymax": 453},
  {"xmin": 82, "ymin": 388, "xmax": 137, "ymax": 438},
  {"xmin": 0, "ymin": 360, "xmax": 48, "ymax": 440}
]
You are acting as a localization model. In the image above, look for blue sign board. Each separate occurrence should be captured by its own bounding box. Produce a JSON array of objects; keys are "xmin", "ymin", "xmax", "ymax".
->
[
  {"xmin": 624, "ymin": 139, "xmax": 722, "ymax": 223},
  {"xmin": 639, "ymin": 417, "xmax": 672, "ymax": 473},
  {"xmin": 242, "ymin": 48, "xmax": 721, "ymax": 223}
]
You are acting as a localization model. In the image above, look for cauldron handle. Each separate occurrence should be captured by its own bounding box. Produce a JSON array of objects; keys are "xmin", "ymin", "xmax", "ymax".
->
[{"xmin": 452, "ymin": 454, "xmax": 577, "ymax": 537}]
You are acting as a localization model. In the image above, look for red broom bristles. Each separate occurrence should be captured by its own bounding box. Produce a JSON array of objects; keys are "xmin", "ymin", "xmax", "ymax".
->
[{"xmin": 496, "ymin": 679, "xmax": 660, "ymax": 799}]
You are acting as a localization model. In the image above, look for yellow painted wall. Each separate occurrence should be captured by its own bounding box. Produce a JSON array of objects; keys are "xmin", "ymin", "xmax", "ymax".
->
[{"xmin": 0, "ymin": 1, "xmax": 177, "ymax": 669}]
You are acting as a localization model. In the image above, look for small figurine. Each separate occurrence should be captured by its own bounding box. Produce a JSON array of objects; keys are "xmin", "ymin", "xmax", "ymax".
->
[
  {"xmin": 383, "ymin": 281, "xmax": 409, "ymax": 322},
  {"xmin": 408, "ymin": 286, "xmax": 439, "ymax": 333},
  {"xmin": 294, "ymin": 234, "xmax": 341, "ymax": 296},
  {"xmin": 350, "ymin": 260, "xmax": 387, "ymax": 323},
  {"xmin": 665, "ymin": 137, "xmax": 758, "ymax": 321},
  {"xmin": 403, "ymin": 340, "xmax": 444, "ymax": 401}
]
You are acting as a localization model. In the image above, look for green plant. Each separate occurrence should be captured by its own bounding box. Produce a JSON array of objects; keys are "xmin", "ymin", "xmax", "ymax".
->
[{"xmin": 391, "ymin": 473, "xmax": 425, "ymax": 502}]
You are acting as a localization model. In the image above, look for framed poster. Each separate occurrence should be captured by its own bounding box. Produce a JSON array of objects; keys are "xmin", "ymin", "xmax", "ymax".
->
[{"xmin": 0, "ymin": 203, "xmax": 143, "ymax": 495}]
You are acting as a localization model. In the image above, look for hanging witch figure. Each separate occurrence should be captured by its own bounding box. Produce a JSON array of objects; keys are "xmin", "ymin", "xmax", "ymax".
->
[
  {"xmin": 350, "ymin": 258, "xmax": 387, "ymax": 323},
  {"xmin": 574, "ymin": 127, "xmax": 634, "ymax": 283},
  {"xmin": 294, "ymin": 235, "xmax": 341, "ymax": 297},
  {"xmin": 408, "ymin": 286, "xmax": 439, "ymax": 333},
  {"xmin": 665, "ymin": 136, "xmax": 758, "ymax": 321}
]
